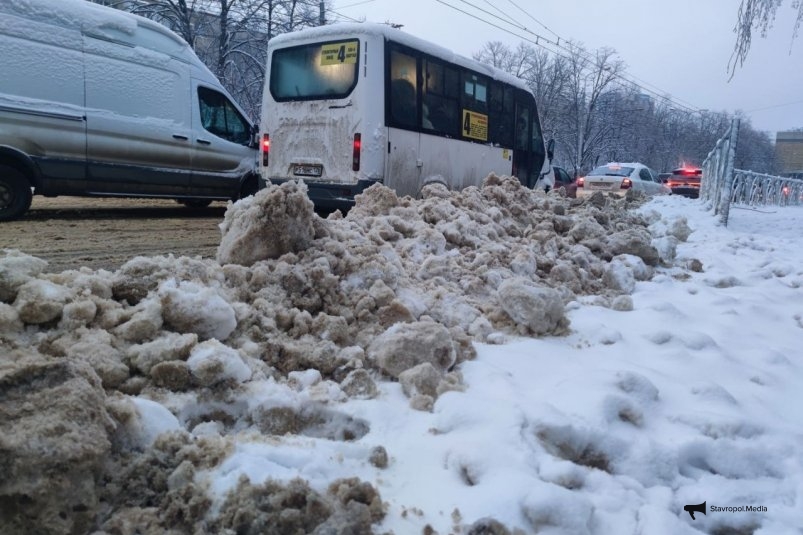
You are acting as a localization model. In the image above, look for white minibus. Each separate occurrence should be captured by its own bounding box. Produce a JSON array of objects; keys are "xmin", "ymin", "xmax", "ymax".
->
[{"xmin": 260, "ymin": 23, "xmax": 553, "ymax": 209}]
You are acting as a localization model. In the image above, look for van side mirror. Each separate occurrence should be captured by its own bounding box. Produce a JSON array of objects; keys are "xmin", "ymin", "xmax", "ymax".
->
[{"xmin": 546, "ymin": 138, "xmax": 555, "ymax": 162}]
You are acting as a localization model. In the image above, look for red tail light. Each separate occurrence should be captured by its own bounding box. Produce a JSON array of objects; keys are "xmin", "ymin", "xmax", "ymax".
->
[
  {"xmin": 352, "ymin": 133, "xmax": 361, "ymax": 172},
  {"xmin": 262, "ymin": 134, "xmax": 270, "ymax": 167},
  {"xmin": 577, "ymin": 177, "xmax": 585, "ymax": 187},
  {"xmin": 620, "ymin": 178, "xmax": 632, "ymax": 189}
]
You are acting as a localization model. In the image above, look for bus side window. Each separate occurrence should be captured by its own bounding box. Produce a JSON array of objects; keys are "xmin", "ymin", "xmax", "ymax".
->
[
  {"xmin": 515, "ymin": 104, "xmax": 531, "ymax": 151},
  {"xmin": 461, "ymin": 73, "xmax": 488, "ymax": 114},
  {"xmin": 389, "ymin": 50, "xmax": 418, "ymax": 129},
  {"xmin": 460, "ymin": 72, "xmax": 489, "ymax": 142},
  {"xmin": 489, "ymin": 83, "xmax": 513, "ymax": 147},
  {"xmin": 530, "ymin": 107, "xmax": 545, "ymax": 157},
  {"xmin": 423, "ymin": 59, "xmax": 459, "ymax": 136}
]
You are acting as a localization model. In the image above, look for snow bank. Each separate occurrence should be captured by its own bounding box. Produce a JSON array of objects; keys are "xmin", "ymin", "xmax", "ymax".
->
[
  {"xmin": 216, "ymin": 180, "xmax": 320, "ymax": 266},
  {"xmin": 0, "ymin": 176, "xmax": 690, "ymax": 534}
]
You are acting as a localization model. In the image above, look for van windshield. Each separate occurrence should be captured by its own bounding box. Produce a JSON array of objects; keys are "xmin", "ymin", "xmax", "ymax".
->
[{"xmin": 270, "ymin": 39, "xmax": 359, "ymax": 101}]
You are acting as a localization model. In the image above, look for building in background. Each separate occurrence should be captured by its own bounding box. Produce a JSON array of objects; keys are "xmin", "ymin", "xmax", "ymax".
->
[{"xmin": 776, "ymin": 131, "xmax": 803, "ymax": 178}]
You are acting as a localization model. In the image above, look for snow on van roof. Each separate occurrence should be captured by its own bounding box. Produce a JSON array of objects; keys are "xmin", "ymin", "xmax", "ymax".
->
[
  {"xmin": 1, "ymin": 0, "xmax": 238, "ymax": 121},
  {"xmin": 5, "ymin": 0, "xmax": 135, "ymax": 35},
  {"xmin": 269, "ymin": 22, "xmax": 530, "ymax": 92},
  {"xmin": 2, "ymin": 0, "xmax": 186, "ymax": 48}
]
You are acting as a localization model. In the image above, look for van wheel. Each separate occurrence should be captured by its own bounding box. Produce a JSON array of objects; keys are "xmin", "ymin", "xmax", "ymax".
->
[
  {"xmin": 0, "ymin": 165, "xmax": 33, "ymax": 221},
  {"xmin": 180, "ymin": 199, "xmax": 212, "ymax": 209}
]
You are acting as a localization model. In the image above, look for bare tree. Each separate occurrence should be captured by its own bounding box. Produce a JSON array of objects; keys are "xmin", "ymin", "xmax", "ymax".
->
[
  {"xmin": 473, "ymin": 38, "xmax": 779, "ymax": 175},
  {"xmin": 557, "ymin": 43, "xmax": 626, "ymax": 175},
  {"xmin": 473, "ymin": 41, "xmax": 530, "ymax": 78},
  {"xmin": 732, "ymin": 112, "xmax": 782, "ymax": 172},
  {"xmin": 731, "ymin": 0, "xmax": 803, "ymax": 76},
  {"xmin": 521, "ymin": 47, "xmax": 567, "ymax": 143}
]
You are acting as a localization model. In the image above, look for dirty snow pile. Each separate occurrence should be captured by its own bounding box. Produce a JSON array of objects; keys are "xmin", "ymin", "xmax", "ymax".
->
[{"xmin": 2, "ymin": 176, "xmax": 802, "ymax": 534}]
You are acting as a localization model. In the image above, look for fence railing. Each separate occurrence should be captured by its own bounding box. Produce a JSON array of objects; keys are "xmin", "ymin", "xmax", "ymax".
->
[{"xmin": 701, "ymin": 118, "xmax": 803, "ymax": 226}]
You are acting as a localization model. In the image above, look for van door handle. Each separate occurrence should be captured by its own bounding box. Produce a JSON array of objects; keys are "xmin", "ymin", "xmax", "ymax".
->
[
  {"xmin": 197, "ymin": 138, "xmax": 211, "ymax": 145},
  {"xmin": 172, "ymin": 134, "xmax": 189, "ymax": 140}
]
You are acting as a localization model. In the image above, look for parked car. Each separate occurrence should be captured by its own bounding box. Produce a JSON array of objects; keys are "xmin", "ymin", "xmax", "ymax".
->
[
  {"xmin": 666, "ymin": 167, "xmax": 703, "ymax": 198},
  {"xmin": 0, "ymin": 0, "xmax": 259, "ymax": 221},
  {"xmin": 576, "ymin": 162, "xmax": 670, "ymax": 198},
  {"xmin": 551, "ymin": 166, "xmax": 577, "ymax": 197}
]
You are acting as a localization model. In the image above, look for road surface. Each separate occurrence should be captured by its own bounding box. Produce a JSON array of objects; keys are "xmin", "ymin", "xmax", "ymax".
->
[{"xmin": 1, "ymin": 197, "xmax": 229, "ymax": 273}]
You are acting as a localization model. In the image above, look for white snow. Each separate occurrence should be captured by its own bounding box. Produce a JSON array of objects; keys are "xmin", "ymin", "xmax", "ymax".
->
[
  {"xmin": 129, "ymin": 396, "xmax": 183, "ymax": 448},
  {"xmin": 3, "ymin": 186, "xmax": 803, "ymax": 534},
  {"xmin": 200, "ymin": 197, "xmax": 803, "ymax": 533},
  {"xmin": 158, "ymin": 279, "xmax": 237, "ymax": 341},
  {"xmin": 186, "ymin": 339, "xmax": 252, "ymax": 386}
]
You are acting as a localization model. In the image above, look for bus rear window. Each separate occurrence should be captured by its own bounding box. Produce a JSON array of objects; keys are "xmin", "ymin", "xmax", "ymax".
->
[{"xmin": 270, "ymin": 39, "xmax": 359, "ymax": 101}]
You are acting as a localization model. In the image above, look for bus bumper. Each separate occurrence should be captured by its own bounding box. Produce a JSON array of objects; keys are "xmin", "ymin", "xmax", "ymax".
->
[{"xmin": 259, "ymin": 177, "xmax": 382, "ymax": 210}]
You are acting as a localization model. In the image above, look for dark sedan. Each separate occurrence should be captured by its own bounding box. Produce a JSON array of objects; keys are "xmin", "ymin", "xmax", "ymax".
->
[
  {"xmin": 667, "ymin": 167, "xmax": 702, "ymax": 198},
  {"xmin": 552, "ymin": 166, "xmax": 578, "ymax": 198}
]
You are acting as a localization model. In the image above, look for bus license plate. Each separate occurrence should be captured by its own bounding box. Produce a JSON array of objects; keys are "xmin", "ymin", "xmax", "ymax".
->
[{"xmin": 293, "ymin": 164, "xmax": 322, "ymax": 177}]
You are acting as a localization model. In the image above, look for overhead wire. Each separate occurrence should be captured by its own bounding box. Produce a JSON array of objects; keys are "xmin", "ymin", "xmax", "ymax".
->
[
  {"xmin": 326, "ymin": 9, "xmax": 363, "ymax": 23},
  {"xmin": 746, "ymin": 98, "xmax": 803, "ymax": 113},
  {"xmin": 326, "ymin": 0, "xmax": 376, "ymax": 23},
  {"xmin": 452, "ymin": 0, "xmax": 703, "ymax": 113},
  {"xmin": 437, "ymin": 0, "xmax": 704, "ymax": 115},
  {"xmin": 504, "ymin": 0, "xmax": 561, "ymax": 41},
  {"xmin": 480, "ymin": 0, "xmax": 522, "ymax": 30}
]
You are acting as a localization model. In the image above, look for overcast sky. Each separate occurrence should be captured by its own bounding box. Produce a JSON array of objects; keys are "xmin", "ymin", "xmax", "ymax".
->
[{"xmin": 331, "ymin": 0, "xmax": 803, "ymax": 136}]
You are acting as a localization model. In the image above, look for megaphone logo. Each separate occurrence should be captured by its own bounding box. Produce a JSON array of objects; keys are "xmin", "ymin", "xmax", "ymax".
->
[{"xmin": 684, "ymin": 501, "xmax": 706, "ymax": 520}]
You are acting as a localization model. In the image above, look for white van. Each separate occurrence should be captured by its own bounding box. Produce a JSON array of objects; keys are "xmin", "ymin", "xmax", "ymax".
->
[{"xmin": 0, "ymin": 0, "xmax": 258, "ymax": 221}]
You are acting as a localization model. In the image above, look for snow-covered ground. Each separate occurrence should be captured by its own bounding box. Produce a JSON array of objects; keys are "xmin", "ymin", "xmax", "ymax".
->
[{"xmin": 1, "ymin": 178, "xmax": 802, "ymax": 535}]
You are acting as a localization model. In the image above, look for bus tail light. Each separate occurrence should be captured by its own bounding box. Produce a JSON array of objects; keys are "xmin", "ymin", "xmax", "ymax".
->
[
  {"xmin": 352, "ymin": 133, "xmax": 361, "ymax": 172},
  {"xmin": 577, "ymin": 177, "xmax": 584, "ymax": 187},
  {"xmin": 620, "ymin": 178, "xmax": 632, "ymax": 189},
  {"xmin": 262, "ymin": 134, "xmax": 270, "ymax": 167}
]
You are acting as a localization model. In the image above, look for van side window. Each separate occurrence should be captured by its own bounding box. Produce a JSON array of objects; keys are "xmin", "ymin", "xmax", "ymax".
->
[{"xmin": 198, "ymin": 87, "xmax": 251, "ymax": 145}]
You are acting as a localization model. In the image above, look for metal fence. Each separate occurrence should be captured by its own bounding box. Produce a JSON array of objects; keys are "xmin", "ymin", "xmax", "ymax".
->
[{"xmin": 701, "ymin": 118, "xmax": 803, "ymax": 226}]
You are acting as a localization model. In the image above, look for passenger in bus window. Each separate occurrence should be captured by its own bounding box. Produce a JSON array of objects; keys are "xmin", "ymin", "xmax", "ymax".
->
[
  {"xmin": 391, "ymin": 78, "xmax": 417, "ymax": 128},
  {"xmin": 422, "ymin": 101, "xmax": 434, "ymax": 129},
  {"xmin": 422, "ymin": 93, "xmax": 457, "ymax": 135}
]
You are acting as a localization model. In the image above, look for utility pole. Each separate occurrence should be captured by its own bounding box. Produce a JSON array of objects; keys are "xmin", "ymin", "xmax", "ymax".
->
[{"xmin": 319, "ymin": 1, "xmax": 325, "ymax": 25}]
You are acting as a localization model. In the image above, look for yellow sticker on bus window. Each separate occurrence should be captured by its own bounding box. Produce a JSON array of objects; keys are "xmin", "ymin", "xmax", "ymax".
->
[
  {"xmin": 320, "ymin": 41, "xmax": 358, "ymax": 65},
  {"xmin": 502, "ymin": 148, "xmax": 510, "ymax": 160},
  {"xmin": 462, "ymin": 110, "xmax": 488, "ymax": 141}
]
